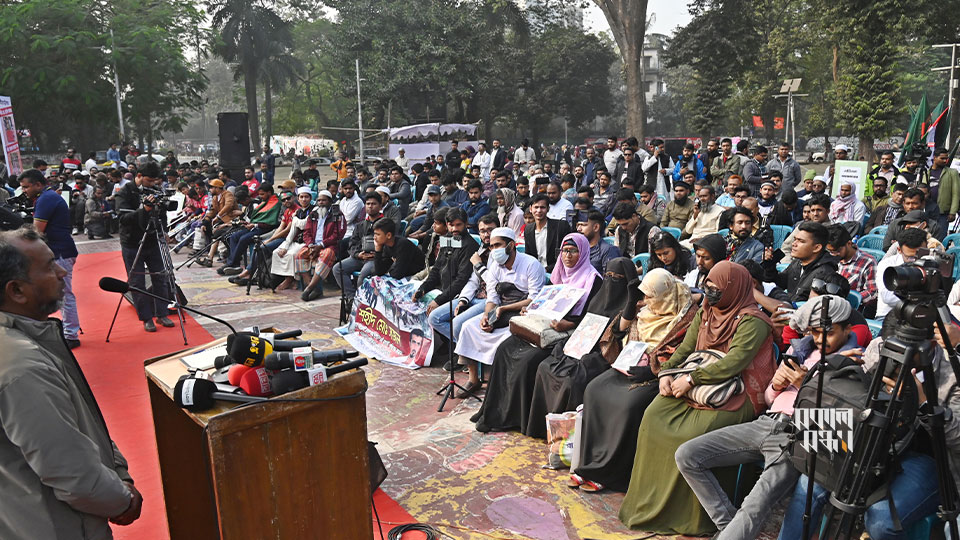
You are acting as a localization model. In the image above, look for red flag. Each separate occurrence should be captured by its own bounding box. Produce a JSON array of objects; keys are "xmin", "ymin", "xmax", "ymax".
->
[
  {"xmin": 752, "ymin": 116, "xmax": 765, "ymax": 128},
  {"xmin": 774, "ymin": 117, "xmax": 785, "ymax": 130}
]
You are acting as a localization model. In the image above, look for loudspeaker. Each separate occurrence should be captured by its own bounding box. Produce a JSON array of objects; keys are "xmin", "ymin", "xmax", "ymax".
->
[{"xmin": 217, "ymin": 112, "xmax": 250, "ymax": 174}]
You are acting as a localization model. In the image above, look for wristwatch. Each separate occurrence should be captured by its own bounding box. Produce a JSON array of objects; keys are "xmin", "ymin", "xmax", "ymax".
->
[{"xmin": 685, "ymin": 374, "xmax": 694, "ymax": 386}]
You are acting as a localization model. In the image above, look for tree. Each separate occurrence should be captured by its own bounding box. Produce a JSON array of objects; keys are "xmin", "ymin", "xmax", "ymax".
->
[
  {"xmin": 593, "ymin": 0, "xmax": 648, "ymax": 140},
  {"xmin": 211, "ymin": 0, "xmax": 292, "ymax": 152},
  {"xmin": 254, "ymin": 42, "xmax": 304, "ymax": 143}
]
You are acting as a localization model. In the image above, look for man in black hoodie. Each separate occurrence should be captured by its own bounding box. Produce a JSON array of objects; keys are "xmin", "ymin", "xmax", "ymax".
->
[{"xmin": 768, "ymin": 221, "xmax": 838, "ymax": 302}]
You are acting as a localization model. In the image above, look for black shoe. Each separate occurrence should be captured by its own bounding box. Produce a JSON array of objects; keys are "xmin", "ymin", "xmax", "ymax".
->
[
  {"xmin": 443, "ymin": 360, "xmax": 467, "ymax": 373},
  {"xmin": 65, "ymin": 339, "xmax": 81, "ymax": 350},
  {"xmin": 228, "ymin": 276, "xmax": 250, "ymax": 285},
  {"xmin": 216, "ymin": 265, "xmax": 229, "ymax": 275},
  {"xmin": 156, "ymin": 316, "xmax": 175, "ymax": 328},
  {"xmin": 469, "ymin": 411, "xmax": 482, "ymax": 423},
  {"xmin": 301, "ymin": 288, "xmax": 323, "ymax": 302},
  {"xmin": 475, "ymin": 420, "xmax": 491, "ymax": 433},
  {"xmin": 221, "ymin": 266, "xmax": 242, "ymax": 276},
  {"xmin": 456, "ymin": 380, "xmax": 482, "ymax": 399},
  {"xmin": 88, "ymin": 235, "xmax": 95, "ymax": 240},
  {"xmin": 100, "ymin": 234, "xmax": 113, "ymax": 239},
  {"xmin": 143, "ymin": 320, "xmax": 157, "ymax": 332}
]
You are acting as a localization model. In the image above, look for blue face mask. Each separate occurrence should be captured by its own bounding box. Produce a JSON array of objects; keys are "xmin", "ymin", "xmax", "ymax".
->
[{"xmin": 491, "ymin": 247, "xmax": 509, "ymax": 265}]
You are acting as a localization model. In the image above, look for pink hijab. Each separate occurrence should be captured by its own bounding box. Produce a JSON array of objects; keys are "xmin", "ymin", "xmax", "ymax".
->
[{"xmin": 550, "ymin": 233, "xmax": 600, "ymax": 315}]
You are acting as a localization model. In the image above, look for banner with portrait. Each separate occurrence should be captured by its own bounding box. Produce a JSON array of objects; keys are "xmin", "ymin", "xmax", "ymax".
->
[
  {"xmin": 0, "ymin": 96, "xmax": 23, "ymax": 177},
  {"xmin": 339, "ymin": 275, "xmax": 438, "ymax": 369}
]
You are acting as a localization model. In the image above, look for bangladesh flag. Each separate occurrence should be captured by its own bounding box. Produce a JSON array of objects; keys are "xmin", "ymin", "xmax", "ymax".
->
[{"xmin": 900, "ymin": 93, "xmax": 928, "ymax": 166}]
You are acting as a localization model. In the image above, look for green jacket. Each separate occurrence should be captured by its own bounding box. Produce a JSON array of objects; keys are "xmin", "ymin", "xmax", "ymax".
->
[
  {"xmin": 0, "ymin": 312, "xmax": 133, "ymax": 539},
  {"xmin": 937, "ymin": 167, "xmax": 960, "ymax": 216}
]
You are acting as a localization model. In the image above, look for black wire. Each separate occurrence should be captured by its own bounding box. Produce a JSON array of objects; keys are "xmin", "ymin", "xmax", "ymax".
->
[
  {"xmin": 387, "ymin": 523, "xmax": 444, "ymax": 540},
  {"xmin": 372, "ymin": 495, "xmax": 385, "ymax": 540}
]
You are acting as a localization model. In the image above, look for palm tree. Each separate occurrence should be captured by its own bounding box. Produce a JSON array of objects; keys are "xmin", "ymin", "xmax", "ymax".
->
[
  {"xmin": 257, "ymin": 43, "xmax": 304, "ymax": 144},
  {"xmin": 209, "ymin": 0, "xmax": 291, "ymax": 152}
]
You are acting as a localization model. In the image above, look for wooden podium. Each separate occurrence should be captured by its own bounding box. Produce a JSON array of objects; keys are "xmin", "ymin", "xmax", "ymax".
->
[{"xmin": 144, "ymin": 337, "xmax": 374, "ymax": 539}]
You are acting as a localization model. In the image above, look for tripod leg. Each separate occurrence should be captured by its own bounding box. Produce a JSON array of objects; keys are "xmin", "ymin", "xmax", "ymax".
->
[{"xmin": 104, "ymin": 295, "xmax": 125, "ymax": 343}]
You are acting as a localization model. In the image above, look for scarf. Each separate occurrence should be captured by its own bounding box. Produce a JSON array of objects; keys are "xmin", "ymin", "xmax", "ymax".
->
[
  {"xmin": 497, "ymin": 187, "xmax": 516, "ymax": 220},
  {"xmin": 829, "ymin": 181, "xmax": 859, "ymax": 222},
  {"xmin": 550, "ymin": 233, "xmax": 600, "ymax": 316},
  {"xmin": 586, "ymin": 257, "xmax": 634, "ymax": 320},
  {"xmin": 788, "ymin": 294, "xmax": 852, "ymax": 334},
  {"xmin": 884, "ymin": 199, "xmax": 903, "ymax": 224},
  {"xmin": 631, "ymin": 269, "xmax": 693, "ymax": 345}
]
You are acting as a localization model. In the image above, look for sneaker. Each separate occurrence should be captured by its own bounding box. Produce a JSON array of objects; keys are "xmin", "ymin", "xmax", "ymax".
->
[
  {"xmin": 221, "ymin": 266, "xmax": 242, "ymax": 276},
  {"xmin": 65, "ymin": 339, "xmax": 81, "ymax": 350},
  {"xmin": 156, "ymin": 316, "xmax": 175, "ymax": 328},
  {"xmin": 144, "ymin": 320, "xmax": 157, "ymax": 332}
]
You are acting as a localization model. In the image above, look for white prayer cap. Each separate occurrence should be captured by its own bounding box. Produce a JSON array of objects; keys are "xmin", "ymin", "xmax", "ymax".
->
[
  {"xmin": 491, "ymin": 227, "xmax": 516, "ymax": 242},
  {"xmin": 317, "ymin": 190, "xmax": 333, "ymax": 200},
  {"xmin": 296, "ymin": 186, "xmax": 312, "ymax": 195},
  {"xmin": 375, "ymin": 186, "xmax": 391, "ymax": 195}
]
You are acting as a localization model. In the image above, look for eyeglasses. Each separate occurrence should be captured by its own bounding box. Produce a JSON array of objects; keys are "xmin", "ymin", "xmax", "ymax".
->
[
  {"xmin": 623, "ymin": 152, "xmax": 634, "ymax": 157},
  {"xmin": 560, "ymin": 247, "xmax": 580, "ymax": 255},
  {"xmin": 811, "ymin": 278, "xmax": 843, "ymax": 296}
]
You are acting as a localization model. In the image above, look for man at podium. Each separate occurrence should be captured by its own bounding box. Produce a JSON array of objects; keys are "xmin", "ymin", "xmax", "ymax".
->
[{"xmin": 0, "ymin": 227, "xmax": 142, "ymax": 539}]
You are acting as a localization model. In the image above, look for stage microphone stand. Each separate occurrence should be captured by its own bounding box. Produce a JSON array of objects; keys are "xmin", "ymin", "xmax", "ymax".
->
[
  {"xmin": 100, "ymin": 278, "xmax": 236, "ymax": 335},
  {"xmin": 802, "ymin": 295, "xmax": 832, "ymax": 540},
  {"xmin": 437, "ymin": 236, "xmax": 480, "ymax": 412}
]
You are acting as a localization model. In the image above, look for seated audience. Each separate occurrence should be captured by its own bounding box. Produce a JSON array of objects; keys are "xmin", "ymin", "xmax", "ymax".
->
[
  {"xmin": 829, "ymin": 180, "xmax": 867, "ymax": 226},
  {"xmin": 619, "ymin": 262, "xmax": 775, "ymax": 535},
  {"xmin": 725, "ymin": 207, "xmax": 764, "ymax": 264},
  {"xmin": 371, "ymin": 218, "xmax": 425, "ymax": 281},
  {"xmin": 524, "ymin": 194, "xmax": 570, "ymax": 272},
  {"xmin": 226, "ymin": 189, "xmax": 297, "ymax": 286},
  {"xmin": 496, "ymin": 187, "xmax": 525, "ymax": 237},
  {"xmin": 680, "ymin": 185, "xmax": 724, "ymax": 249},
  {"xmin": 769, "ymin": 221, "xmax": 838, "ymax": 303},
  {"xmin": 661, "ymin": 180, "xmax": 695, "ymax": 230},
  {"xmin": 576, "ymin": 210, "xmax": 620, "ymax": 273},
  {"xmin": 612, "ymin": 202, "xmax": 656, "ymax": 259},
  {"xmin": 297, "ymin": 190, "xmax": 347, "ymax": 301},
  {"xmin": 882, "ymin": 187, "xmax": 940, "ymax": 250},
  {"xmin": 865, "ymin": 182, "xmax": 906, "ymax": 233},
  {"xmin": 217, "ymin": 184, "xmax": 281, "ymax": 275},
  {"xmin": 649, "ymin": 229, "xmax": 694, "ymax": 279},
  {"xmin": 826, "ymin": 223, "xmax": 878, "ymax": 315},
  {"xmin": 332, "ymin": 193, "xmax": 385, "ymax": 301},
  {"xmin": 461, "ymin": 179, "xmax": 491, "ymax": 233},
  {"xmin": 684, "ymin": 233, "xmax": 726, "ymax": 289}
]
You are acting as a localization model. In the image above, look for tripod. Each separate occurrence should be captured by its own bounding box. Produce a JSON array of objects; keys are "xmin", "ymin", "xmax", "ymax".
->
[
  {"xmin": 177, "ymin": 221, "xmax": 245, "ymax": 270},
  {"xmin": 243, "ymin": 234, "xmax": 277, "ymax": 296},
  {"xmin": 822, "ymin": 299, "xmax": 960, "ymax": 539},
  {"xmin": 106, "ymin": 208, "xmax": 189, "ymax": 345},
  {"xmin": 436, "ymin": 241, "xmax": 480, "ymax": 412}
]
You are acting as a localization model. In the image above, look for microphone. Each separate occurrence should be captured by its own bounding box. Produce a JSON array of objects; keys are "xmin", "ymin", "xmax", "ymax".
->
[
  {"xmin": 215, "ymin": 355, "xmax": 234, "ymax": 370},
  {"xmin": 226, "ymin": 332, "xmax": 311, "ymax": 353},
  {"xmin": 99, "ymin": 276, "xmax": 237, "ymax": 334},
  {"xmin": 227, "ymin": 364, "xmax": 252, "ymax": 386},
  {"xmin": 226, "ymin": 333, "xmax": 274, "ymax": 367},
  {"xmin": 173, "ymin": 376, "xmax": 267, "ymax": 412},
  {"xmin": 237, "ymin": 367, "xmax": 273, "ymax": 397},
  {"xmin": 263, "ymin": 349, "xmax": 360, "ymax": 371},
  {"xmin": 268, "ymin": 358, "xmax": 369, "ymax": 396}
]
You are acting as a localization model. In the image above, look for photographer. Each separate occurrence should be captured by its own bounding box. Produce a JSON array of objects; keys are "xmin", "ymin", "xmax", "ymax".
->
[
  {"xmin": 876, "ymin": 227, "xmax": 927, "ymax": 320},
  {"xmin": 117, "ymin": 164, "xmax": 174, "ymax": 333},
  {"xmin": 18, "ymin": 169, "xmax": 80, "ymax": 348}
]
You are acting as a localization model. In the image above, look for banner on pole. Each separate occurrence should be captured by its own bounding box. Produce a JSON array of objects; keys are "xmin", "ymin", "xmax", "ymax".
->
[
  {"xmin": 340, "ymin": 275, "xmax": 437, "ymax": 369},
  {"xmin": 0, "ymin": 96, "xmax": 23, "ymax": 177},
  {"xmin": 752, "ymin": 116, "xmax": 765, "ymax": 129},
  {"xmin": 774, "ymin": 117, "xmax": 785, "ymax": 130}
]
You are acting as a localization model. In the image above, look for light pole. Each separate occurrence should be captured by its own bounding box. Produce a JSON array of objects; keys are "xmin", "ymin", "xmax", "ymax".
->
[
  {"xmin": 772, "ymin": 78, "xmax": 807, "ymax": 153},
  {"xmin": 356, "ymin": 58, "xmax": 364, "ymax": 166},
  {"xmin": 932, "ymin": 43, "xmax": 959, "ymax": 147},
  {"xmin": 109, "ymin": 28, "xmax": 125, "ymax": 143}
]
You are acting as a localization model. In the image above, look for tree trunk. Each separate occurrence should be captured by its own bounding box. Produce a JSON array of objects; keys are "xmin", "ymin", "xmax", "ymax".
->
[
  {"xmin": 594, "ymin": 0, "xmax": 648, "ymax": 140},
  {"xmin": 858, "ymin": 135, "xmax": 875, "ymax": 166},
  {"xmin": 244, "ymin": 62, "xmax": 261, "ymax": 154},
  {"xmin": 264, "ymin": 81, "xmax": 273, "ymax": 146}
]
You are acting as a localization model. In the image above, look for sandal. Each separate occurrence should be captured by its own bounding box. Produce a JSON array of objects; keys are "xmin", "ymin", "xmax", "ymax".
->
[
  {"xmin": 578, "ymin": 479, "xmax": 604, "ymax": 493},
  {"xmin": 196, "ymin": 256, "xmax": 213, "ymax": 268},
  {"xmin": 567, "ymin": 474, "xmax": 584, "ymax": 488}
]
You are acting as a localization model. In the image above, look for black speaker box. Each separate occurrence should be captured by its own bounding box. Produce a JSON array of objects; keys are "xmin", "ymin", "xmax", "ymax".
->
[{"xmin": 217, "ymin": 112, "xmax": 250, "ymax": 173}]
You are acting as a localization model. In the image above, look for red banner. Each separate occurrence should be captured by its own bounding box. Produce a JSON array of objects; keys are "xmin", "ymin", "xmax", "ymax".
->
[
  {"xmin": 752, "ymin": 116, "xmax": 764, "ymax": 128},
  {"xmin": 774, "ymin": 117, "xmax": 785, "ymax": 130}
]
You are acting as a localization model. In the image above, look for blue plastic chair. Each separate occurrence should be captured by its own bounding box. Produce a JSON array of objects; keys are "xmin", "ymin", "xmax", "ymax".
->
[
  {"xmin": 770, "ymin": 225, "xmax": 792, "ymax": 249},
  {"xmin": 856, "ymin": 235, "xmax": 884, "ymax": 251},
  {"xmin": 944, "ymin": 232, "xmax": 960, "ymax": 249},
  {"xmin": 776, "ymin": 263, "xmax": 790, "ymax": 272},
  {"xmin": 948, "ymin": 247, "xmax": 960, "ymax": 281},
  {"xmin": 662, "ymin": 226, "xmax": 681, "ymax": 239},
  {"xmin": 408, "ymin": 237, "xmax": 418, "ymax": 247},
  {"xmin": 632, "ymin": 253, "xmax": 650, "ymax": 274},
  {"xmin": 866, "ymin": 319, "xmax": 883, "ymax": 338},
  {"xmin": 399, "ymin": 219, "xmax": 408, "ymax": 237},
  {"xmin": 717, "ymin": 228, "xmax": 729, "ymax": 238},
  {"xmin": 846, "ymin": 291, "xmax": 861, "ymax": 310},
  {"xmin": 868, "ymin": 225, "xmax": 887, "ymax": 237},
  {"xmin": 516, "ymin": 244, "xmax": 525, "ymax": 253},
  {"xmin": 602, "ymin": 236, "xmax": 615, "ymax": 245},
  {"xmin": 860, "ymin": 248, "xmax": 885, "ymax": 261},
  {"xmin": 471, "ymin": 234, "xmax": 481, "ymax": 245}
]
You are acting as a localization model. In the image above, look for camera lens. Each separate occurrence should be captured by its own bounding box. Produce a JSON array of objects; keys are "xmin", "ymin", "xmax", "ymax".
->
[{"xmin": 883, "ymin": 265, "xmax": 926, "ymax": 292}]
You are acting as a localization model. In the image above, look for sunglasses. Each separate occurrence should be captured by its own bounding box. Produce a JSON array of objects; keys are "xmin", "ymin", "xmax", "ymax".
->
[{"xmin": 811, "ymin": 278, "xmax": 843, "ymax": 296}]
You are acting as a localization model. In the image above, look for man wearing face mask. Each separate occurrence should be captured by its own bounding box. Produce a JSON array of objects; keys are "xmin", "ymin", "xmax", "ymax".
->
[{"xmin": 680, "ymin": 186, "xmax": 724, "ymax": 249}]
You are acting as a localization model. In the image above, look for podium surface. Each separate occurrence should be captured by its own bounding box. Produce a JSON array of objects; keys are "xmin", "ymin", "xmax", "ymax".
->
[{"xmin": 145, "ymin": 337, "xmax": 373, "ymax": 539}]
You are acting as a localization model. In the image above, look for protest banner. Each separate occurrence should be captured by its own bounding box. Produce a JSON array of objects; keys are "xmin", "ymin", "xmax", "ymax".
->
[
  {"xmin": 0, "ymin": 96, "xmax": 23, "ymax": 177},
  {"xmin": 340, "ymin": 275, "xmax": 438, "ymax": 369},
  {"xmin": 830, "ymin": 160, "xmax": 869, "ymax": 198}
]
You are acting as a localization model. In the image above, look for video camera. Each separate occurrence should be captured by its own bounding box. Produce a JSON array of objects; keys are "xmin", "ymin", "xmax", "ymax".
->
[
  {"xmin": 5, "ymin": 193, "xmax": 34, "ymax": 220},
  {"xmin": 907, "ymin": 141, "xmax": 932, "ymax": 162},
  {"xmin": 883, "ymin": 248, "xmax": 953, "ymax": 301},
  {"xmin": 139, "ymin": 186, "xmax": 178, "ymax": 213}
]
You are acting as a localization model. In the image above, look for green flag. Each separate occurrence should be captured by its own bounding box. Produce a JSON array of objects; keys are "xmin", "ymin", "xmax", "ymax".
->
[{"xmin": 900, "ymin": 93, "xmax": 928, "ymax": 165}]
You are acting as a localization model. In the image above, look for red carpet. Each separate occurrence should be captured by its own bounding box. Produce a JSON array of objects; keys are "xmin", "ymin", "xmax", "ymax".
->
[{"xmin": 70, "ymin": 251, "xmax": 414, "ymax": 539}]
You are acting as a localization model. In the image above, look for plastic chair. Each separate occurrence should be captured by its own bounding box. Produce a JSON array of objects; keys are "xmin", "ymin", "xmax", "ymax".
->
[
  {"xmin": 471, "ymin": 234, "xmax": 481, "ymax": 245},
  {"xmin": 943, "ymin": 232, "xmax": 960, "ymax": 249},
  {"xmin": 662, "ymin": 226, "xmax": 681, "ymax": 239},
  {"xmin": 516, "ymin": 244, "xmax": 525, "ymax": 253},
  {"xmin": 868, "ymin": 225, "xmax": 887, "ymax": 237},
  {"xmin": 717, "ymin": 228, "xmax": 729, "ymax": 238},
  {"xmin": 949, "ymin": 247, "xmax": 960, "ymax": 281},
  {"xmin": 770, "ymin": 225, "xmax": 792, "ymax": 249},
  {"xmin": 856, "ymin": 235, "xmax": 884, "ymax": 251},
  {"xmin": 866, "ymin": 318, "xmax": 883, "ymax": 338},
  {"xmin": 860, "ymin": 248, "xmax": 885, "ymax": 261},
  {"xmin": 846, "ymin": 291, "xmax": 861, "ymax": 310},
  {"xmin": 632, "ymin": 253, "xmax": 650, "ymax": 274},
  {"xmin": 408, "ymin": 238, "xmax": 418, "ymax": 247},
  {"xmin": 399, "ymin": 220, "xmax": 408, "ymax": 237},
  {"xmin": 776, "ymin": 263, "xmax": 790, "ymax": 272},
  {"xmin": 602, "ymin": 236, "xmax": 615, "ymax": 245}
]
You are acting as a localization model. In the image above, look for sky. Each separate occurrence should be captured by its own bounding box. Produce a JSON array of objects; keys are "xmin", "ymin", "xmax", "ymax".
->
[{"xmin": 583, "ymin": 0, "xmax": 692, "ymax": 38}]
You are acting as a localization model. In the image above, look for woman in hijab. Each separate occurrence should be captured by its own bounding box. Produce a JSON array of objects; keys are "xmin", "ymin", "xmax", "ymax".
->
[
  {"xmin": 648, "ymin": 229, "xmax": 694, "ymax": 279},
  {"xmin": 618, "ymin": 262, "xmax": 776, "ymax": 535},
  {"xmin": 472, "ymin": 233, "xmax": 602, "ymax": 433},
  {"xmin": 520, "ymin": 257, "xmax": 634, "ymax": 438},
  {"xmin": 496, "ymin": 187, "xmax": 525, "ymax": 237},
  {"xmin": 829, "ymin": 180, "xmax": 866, "ymax": 225},
  {"xmin": 569, "ymin": 268, "xmax": 696, "ymax": 492}
]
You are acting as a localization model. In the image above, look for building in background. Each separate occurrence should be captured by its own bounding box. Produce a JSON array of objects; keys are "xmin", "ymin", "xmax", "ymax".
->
[{"xmin": 642, "ymin": 33, "xmax": 668, "ymax": 104}]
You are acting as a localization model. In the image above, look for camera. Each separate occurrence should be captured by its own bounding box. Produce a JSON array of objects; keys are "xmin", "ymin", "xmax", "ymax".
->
[
  {"xmin": 883, "ymin": 248, "xmax": 953, "ymax": 299},
  {"xmin": 140, "ymin": 187, "xmax": 178, "ymax": 213},
  {"xmin": 439, "ymin": 234, "xmax": 463, "ymax": 249},
  {"xmin": 908, "ymin": 141, "xmax": 931, "ymax": 162}
]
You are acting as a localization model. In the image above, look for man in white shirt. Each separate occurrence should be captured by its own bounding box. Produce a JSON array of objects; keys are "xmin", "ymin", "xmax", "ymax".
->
[
  {"xmin": 876, "ymin": 227, "xmax": 925, "ymax": 320},
  {"xmin": 602, "ymin": 136, "xmax": 622, "ymax": 174},
  {"xmin": 84, "ymin": 152, "xmax": 99, "ymax": 173},
  {"xmin": 546, "ymin": 181, "xmax": 573, "ymax": 220},
  {"xmin": 514, "ymin": 138, "xmax": 536, "ymax": 164},
  {"xmin": 473, "ymin": 142, "xmax": 492, "ymax": 180},
  {"xmin": 681, "ymin": 185, "xmax": 724, "ymax": 249},
  {"xmin": 337, "ymin": 178, "xmax": 364, "ymax": 240},
  {"xmin": 395, "ymin": 148, "xmax": 409, "ymax": 172}
]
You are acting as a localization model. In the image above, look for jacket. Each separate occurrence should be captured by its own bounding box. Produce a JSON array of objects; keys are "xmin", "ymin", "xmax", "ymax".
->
[
  {"xmin": 767, "ymin": 157, "xmax": 802, "ymax": 192},
  {"xmin": 671, "ymin": 155, "xmax": 706, "ymax": 182},
  {"xmin": 711, "ymin": 154, "xmax": 743, "ymax": 185},
  {"xmin": 772, "ymin": 252, "xmax": 840, "ymax": 302},
  {"xmin": 729, "ymin": 236, "xmax": 765, "ymax": 264},
  {"xmin": 882, "ymin": 215, "xmax": 942, "ymax": 251},
  {"xmin": 348, "ymin": 214, "xmax": 382, "ymax": 258},
  {"xmin": 0, "ymin": 312, "xmax": 133, "ymax": 540},
  {"xmin": 937, "ymin": 166, "xmax": 960, "ymax": 217},
  {"xmin": 205, "ymin": 190, "xmax": 238, "ymax": 224},
  {"xmin": 613, "ymin": 160, "xmax": 644, "ymax": 187},
  {"xmin": 417, "ymin": 234, "xmax": 480, "ymax": 305},
  {"xmin": 742, "ymin": 158, "xmax": 766, "ymax": 196},
  {"xmin": 615, "ymin": 218, "xmax": 654, "ymax": 258},
  {"xmin": 373, "ymin": 237, "xmax": 426, "ymax": 278},
  {"xmin": 523, "ymin": 218, "xmax": 571, "ymax": 272}
]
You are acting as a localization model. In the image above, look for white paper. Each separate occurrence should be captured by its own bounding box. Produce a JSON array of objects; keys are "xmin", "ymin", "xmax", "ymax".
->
[
  {"xmin": 179, "ymin": 343, "xmax": 228, "ymax": 371},
  {"xmin": 612, "ymin": 341, "xmax": 649, "ymax": 375}
]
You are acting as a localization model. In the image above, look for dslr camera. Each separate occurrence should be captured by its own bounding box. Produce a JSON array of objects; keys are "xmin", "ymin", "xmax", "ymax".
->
[{"xmin": 883, "ymin": 248, "xmax": 953, "ymax": 300}]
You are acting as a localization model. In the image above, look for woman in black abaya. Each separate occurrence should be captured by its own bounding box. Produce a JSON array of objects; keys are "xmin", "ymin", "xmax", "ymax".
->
[{"xmin": 520, "ymin": 257, "xmax": 634, "ymax": 438}]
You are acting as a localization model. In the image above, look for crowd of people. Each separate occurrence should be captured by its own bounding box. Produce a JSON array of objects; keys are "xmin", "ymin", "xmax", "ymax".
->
[{"xmin": 5, "ymin": 134, "xmax": 960, "ymax": 538}]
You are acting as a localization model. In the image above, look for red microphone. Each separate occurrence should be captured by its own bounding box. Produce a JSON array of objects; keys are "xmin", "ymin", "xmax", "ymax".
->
[
  {"xmin": 227, "ymin": 364, "xmax": 252, "ymax": 386},
  {"xmin": 238, "ymin": 367, "xmax": 273, "ymax": 397}
]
